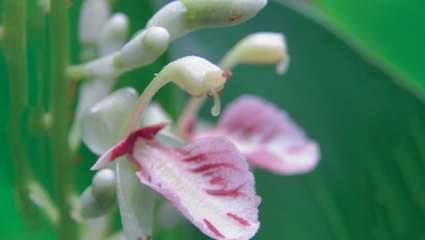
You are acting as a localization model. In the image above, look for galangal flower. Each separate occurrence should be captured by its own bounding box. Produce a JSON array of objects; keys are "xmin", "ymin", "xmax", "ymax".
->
[
  {"xmin": 91, "ymin": 124, "xmax": 261, "ymax": 240},
  {"xmin": 83, "ymin": 56, "xmax": 262, "ymax": 240},
  {"xmin": 185, "ymin": 95, "xmax": 320, "ymax": 175}
]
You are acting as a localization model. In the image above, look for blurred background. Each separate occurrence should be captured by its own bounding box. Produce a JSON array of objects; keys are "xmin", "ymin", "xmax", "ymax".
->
[{"xmin": 1, "ymin": 0, "xmax": 425, "ymax": 239}]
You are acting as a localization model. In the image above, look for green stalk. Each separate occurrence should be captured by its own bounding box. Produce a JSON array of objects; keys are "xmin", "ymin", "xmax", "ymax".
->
[
  {"xmin": 3, "ymin": 0, "xmax": 36, "ymax": 223},
  {"xmin": 49, "ymin": 0, "xmax": 77, "ymax": 239}
]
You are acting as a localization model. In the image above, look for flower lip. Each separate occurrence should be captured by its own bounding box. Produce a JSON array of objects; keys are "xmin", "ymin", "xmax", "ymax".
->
[
  {"xmin": 90, "ymin": 123, "xmax": 166, "ymax": 170},
  {"xmin": 91, "ymin": 124, "xmax": 262, "ymax": 240},
  {"xmin": 191, "ymin": 95, "xmax": 320, "ymax": 175}
]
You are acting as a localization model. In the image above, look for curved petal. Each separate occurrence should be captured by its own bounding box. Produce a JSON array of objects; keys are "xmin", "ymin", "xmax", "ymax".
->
[
  {"xmin": 92, "ymin": 125, "xmax": 261, "ymax": 240},
  {"xmin": 195, "ymin": 95, "xmax": 320, "ymax": 175}
]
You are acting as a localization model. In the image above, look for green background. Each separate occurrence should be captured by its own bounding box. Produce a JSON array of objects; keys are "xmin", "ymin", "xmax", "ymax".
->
[{"xmin": 1, "ymin": 0, "xmax": 425, "ymax": 239}]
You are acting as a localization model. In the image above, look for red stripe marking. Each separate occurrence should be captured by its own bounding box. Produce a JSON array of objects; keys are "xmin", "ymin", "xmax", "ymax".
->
[
  {"xmin": 210, "ymin": 176, "xmax": 226, "ymax": 185},
  {"xmin": 190, "ymin": 163, "xmax": 236, "ymax": 173},
  {"xmin": 203, "ymin": 219, "xmax": 225, "ymax": 238},
  {"xmin": 182, "ymin": 153, "xmax": 207, "ymax": 163},
  {"xmin": 206, "ymin": 184, "xmax": 244, "ymax": 198},
  {"xmin": 287, "ymin": 143, "xmax": 309, "ymax": 154},
  {"xmin": 228, "ymin": 15, "xmax": 242, "ymax": 22},
  {"xmin": 227, "ymin": 213, "xmax": 250, "ymax": 226}
]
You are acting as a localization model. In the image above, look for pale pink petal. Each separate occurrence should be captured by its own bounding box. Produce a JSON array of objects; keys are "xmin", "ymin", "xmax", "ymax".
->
[
  {"xmin": 195, "ymin": 95, "xmax": 320, "ymax": 175},
  {"xmin": 92, "ymin": 125, "xmax": 261, "ymax": 240}
]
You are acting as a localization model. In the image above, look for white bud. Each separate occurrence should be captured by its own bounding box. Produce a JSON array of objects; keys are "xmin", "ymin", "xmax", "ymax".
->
[
  {"xmin": 146, "ymin": 1, "xmax": 188, "ymax": 40},
  {"xmin": 220, "ymin": 32, "xmax": 289, "ymax": 74},
  {"xmin": 79, "ymin": 0, "xmax": 111, "ymax": 45},
  {"xmin": 126, "ymin": 56, "xmax": 229, "ymax": 131},
  {"xmin": 160, "ymin": 56, "xmax": 228, "ymax": 97},
  {"xmin": 182, "ymin": 0, "xmax": 267, "ymax": 27},
  {"xmin": 92, "ymin": 169, "xmax": 116, "ymax": 200},
  {"xmin": 81, "ymin": 88, "xmax": 139, "ymax": 155},
  {"xmin": 118, "ymin": 27, "xmax": 170, "ymax": 69},
  {"xmin": 98, "ymin": 13, "xmax": 130, "ymax": 57},
  {"xmin": 78, "ymin": 27, "xmax": 170, "ymax": 80},
  {"xmin": 147, "ymin": 0, "xmax": 267, "ymax": 40},
  {"xmin": 79, "ymin": 186, "xmax": 115, "ymax": 219}
]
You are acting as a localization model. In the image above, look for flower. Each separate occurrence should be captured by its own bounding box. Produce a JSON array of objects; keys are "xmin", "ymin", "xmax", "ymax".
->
[
  {"xmin": 147, "ymin": 0, "xmax": 267, "ymax": 40},
  {"xmin": 91, "ymin": 124, "xmax": 261, "ymax": 240},
  {"xmin": 185, "ymin": 95, "xmax": 320, "ymax": 175}
]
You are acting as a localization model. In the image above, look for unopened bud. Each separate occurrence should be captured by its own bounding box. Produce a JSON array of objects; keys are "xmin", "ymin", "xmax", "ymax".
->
[
  {"xmin": 127, "ymin": 56, "xmax": 228, "ymax": 130},
  {"xmin": 79, "ymin": 0, "xmax": 111, "ymax": 45},
  {"xmin": 98, "ymin": 13, "xmax": 129, "ymax": 57},
  {"xmin": 182, "ymin": 0, "xmax": 267, "ymax": 27},
  {"xmin": 79, "ymin": 169, "xmax": 116, "ymax": 219},
  {"xmin": 117, "ymin": 27, "xmax": 170, "ymax": 69},
  {"xmin": 160, "ymin": 56, "xmax": 227, "ymax": 97},
  {"xmin": 147, "ymin": 0, "xmax": 267, "ymax": 40},
  {"xmin": 220, "ymin": 32, "xmax": 289, "ymax": 74},
  {"xmin": 81, "ymin": 88, "xmax": 138, "ymax": 155},
  {"xmin": 92, "ymin": 169, "xmax": 116, "ymax": 200},
  {"xmin": 75, "ymin": 27, "xmax": 170, "ymax": 80}
]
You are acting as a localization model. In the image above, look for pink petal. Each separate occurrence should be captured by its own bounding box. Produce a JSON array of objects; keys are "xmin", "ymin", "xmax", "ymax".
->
[
  {"xmin": 92, "ymin": 125, "xmax": 261, "ymax": 240},
  {"xmin": 195, "ymin": 95, "xmax": 320, "ymax": 175}
]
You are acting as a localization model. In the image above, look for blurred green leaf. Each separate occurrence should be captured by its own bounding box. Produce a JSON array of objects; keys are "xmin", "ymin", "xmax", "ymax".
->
[
  {"xmin": 310, "ymin": 0, "xmax": 425, "ymax": 99},
  {"xmin": 172, "ymin": 1, "xmax": 425, "ymax": 239}
]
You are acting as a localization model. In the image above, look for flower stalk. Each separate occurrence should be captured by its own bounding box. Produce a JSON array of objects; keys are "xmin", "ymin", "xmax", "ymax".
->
[
  {"xmin": 49, "ymin": 0, "xmax": 77, "ymax": 238},
  {"xmin": 3, "ymin": 0, "xmax": 36, "ymax": 224},
  {"xmin": 176, "ymin": 32, "xmax": 288, "ymax": 138},
  {"xmin": 126, "ymin": 56, "xmax": 228, "ymax": 133}
]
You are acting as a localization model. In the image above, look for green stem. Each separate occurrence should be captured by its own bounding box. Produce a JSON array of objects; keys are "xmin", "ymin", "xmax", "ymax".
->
[
  {"xmin": 3, "ymin": 0, "xmax": 37, "ymax": 224},
  {"xmin": 0, "ymin": 24, "xmax": 4, "ymax": 43},
  {"xmin": 49, "ymin": 0, "xmax": 76, "ymax": 239}
]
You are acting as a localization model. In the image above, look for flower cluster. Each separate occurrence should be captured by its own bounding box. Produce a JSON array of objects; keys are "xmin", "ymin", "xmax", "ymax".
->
[{"xmin": 74, "ymin": 0, "xmax": 320, "ymax": 239}]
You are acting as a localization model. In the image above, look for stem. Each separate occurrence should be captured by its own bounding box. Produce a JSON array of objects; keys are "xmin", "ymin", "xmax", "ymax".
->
[
  {"xmin": 176, "ymin": 97, "xmax": 205, "ymax": 138},
  {"xmin": 3, "ymin": 0, "xmax": 35, "ymax": 223},
  {"xmin": 0, "ymin": 24, "xmax": 4, "ymax": 43},
  {"xmin": 126, "ymin": 76, "xmax": 170, "ymax": 133},
  {"xmin": 49, "ymin": 0, "xmax": 76, "ymax": 239}
]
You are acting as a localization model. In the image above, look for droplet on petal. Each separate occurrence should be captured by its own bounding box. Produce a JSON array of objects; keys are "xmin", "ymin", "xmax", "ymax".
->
[
  {"xmin": 210, "ymin": 89, "xmax": 222, "ymax": 117},
  {"xmin": 195, "ymin": 95, "xmax": 320, "ymax": 175},
  {"xmin": 92, "ymin": 125, "xmax": 261, "ymax": 240}
]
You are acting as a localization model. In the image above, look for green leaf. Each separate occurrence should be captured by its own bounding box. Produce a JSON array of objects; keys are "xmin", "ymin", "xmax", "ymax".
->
[
  {"xmin": 172, "ymin": 1, "xmax": 425, "ymax": 239},
  {"xmin": 310, "ymin": 0, "xmax": 425, "ymax": 98}
]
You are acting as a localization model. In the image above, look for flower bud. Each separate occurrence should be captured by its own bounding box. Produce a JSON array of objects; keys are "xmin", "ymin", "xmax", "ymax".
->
[
  {"xmin": 182, "ymin": 0, "xmax": 267, "ymax": 27},
  {"xmin": 147, "ymin": 0, "xmax": 267, "ymax": 40},
  {"xmin": 92, "ymin": 169, "xmax": 116, "ymax": 200},
  {"xmin": 160, "ymin": 56, "xmax": 228, "ymax": 97},
  {"xmin": 98, "ymin": 13, "xmax": 129, "ymax": 57},
  {"xmin": 126, "ymin": 56, "xmax": 229, "ymax": 131},
  {"xmin": 79, "ymin": 170, "xmax": 116, "ymax": 219},
  {"xmin": 79, "ymin": 186, "xmax": 115, "ymax": 219},
  {"xmin": 81, "ymin": 88, "xmax": 138, "ymax": 155},
  {"xmin": 220, "ymin": 32, "xmax": 289, "ymax": 74},
  {"xmin": 79, "ymin": 0, "xmax": 111, "ymax": 45},
  {"xmin": 78, "ymin": 27, "xmax": 170, "ymax": 80},
  {"xmin": 116, "ymin": 27, "xmax": 170, "ymax": 69}
]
